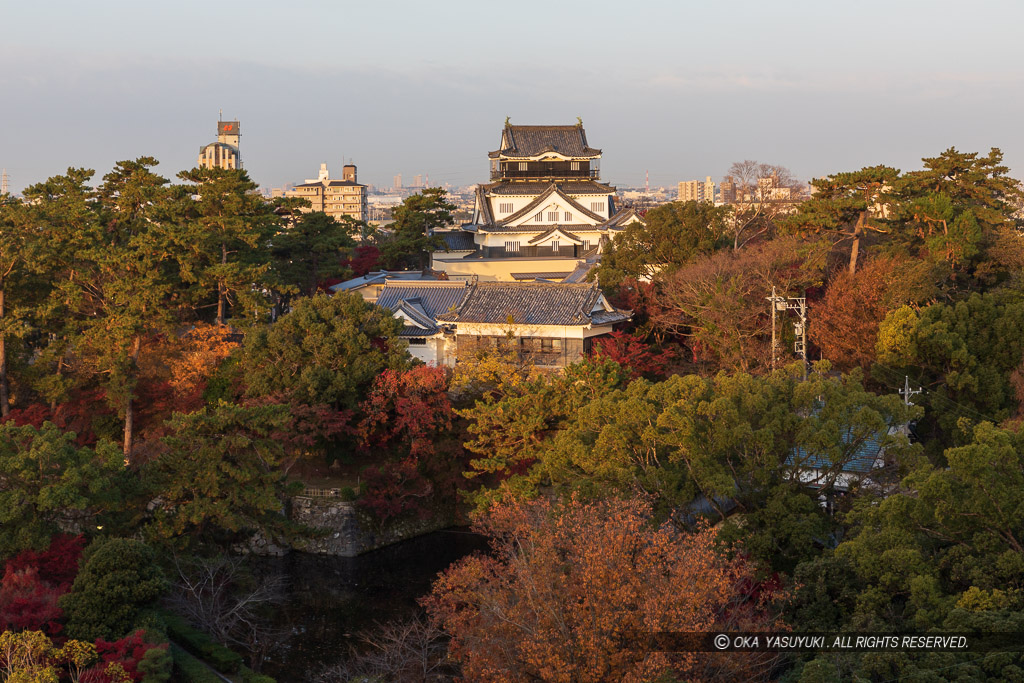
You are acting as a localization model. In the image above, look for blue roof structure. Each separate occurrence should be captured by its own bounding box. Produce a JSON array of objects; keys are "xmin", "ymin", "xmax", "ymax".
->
[{"xmin": 785, "ymin": 429, "xmax": 886, "ymax": 475}]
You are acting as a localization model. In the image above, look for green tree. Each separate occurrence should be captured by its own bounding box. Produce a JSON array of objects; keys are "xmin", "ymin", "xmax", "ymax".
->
[
  {"xmin": 143, "ymin": 402, "xmax": 293, "ymax": 545},
  {"xmin": 0, "ymin": 630, "xmax": 61, "ymax": 683},
  {"xmin": 61, "ymin": 538, "xmax": 166, "ymax": 641},
  {"xmin": 378, "ymin": 188, "xmax": 454, "ymax": 270},
  {"xmin": 596, "ymin": 200, "xmax": 730, "ymax": 287},
  {"xmin": 459, "ymin": 357, "xmax": 628, "ymax": 509},
  {"xmin": 875, "ymin": 290, "xmax": 1024, "ymax": 449},
  {"xmin": 893, "ymin": 147, "xmax": 1022, "ymax": 279},
  {"xmin": 0, "ymin": 422, "xmax": 125, "ymax": 558},
  {"xmin": 241, "ymin": 292, "xmax": 409, "ymax": 411},
  {"xmin": 0, "ymin": 193, "xmax": 47, "ymax": 418},
  {"xmin": 835, "ymin": 422, "xmax": 1024, "ymax": 634},
  {"xmin": 781, "ymin": 166, "xmax": 900, "ymax": 274},
  {"xmin": 270, "ymin": 211, "xmax": 356, "ymax": 302},
  {"xmin": 86, "ymin": 158, "xmax": 185, "ymax": 457},
  {"xmin": 462, "ymin": 359, "xmax": 917, "ymax": 576},
  {"xmin": 175, "ymin": 168, "xmax": 280, "ymax": 325},
  {"xmin": 20, "ymin": 169, "xmax": 102, "ymax": 413}
]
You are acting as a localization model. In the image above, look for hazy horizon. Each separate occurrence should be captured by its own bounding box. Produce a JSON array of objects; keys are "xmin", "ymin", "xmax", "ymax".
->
[{"xmin": 3, "ymin": 0, "xmax": 1022, "ymax": 193}]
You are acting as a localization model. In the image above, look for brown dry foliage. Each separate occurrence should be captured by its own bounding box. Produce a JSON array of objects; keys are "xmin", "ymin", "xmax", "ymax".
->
[
  {"xmin": 811, "ymin": 254, "xmax": 936, "ymax": 371},
  {"xmin": 651, "ymin": 236, "xmax": 828, "ymax": 373},
  {"xmin": 424, "ymin": 497, "xmax": 786, "ymax": 683}
]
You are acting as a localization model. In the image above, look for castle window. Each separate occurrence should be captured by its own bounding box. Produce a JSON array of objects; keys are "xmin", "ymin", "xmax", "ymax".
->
[
  {"xmin": 551, "ymin": 240, "xmax": 560, "ymax": 251},
  {"xmin": 582, "ymin": 240, "xmax": 591, "ymax": 251},
  {"xmin": 591, "ymin": 202, "xmax": 604, "ymax": 212},
  {"xmin": 534, "ymin": 212, "xmax": 543, "ymax": 222},
  {"xmin": 504, "ymin": 241, "xmax": 520, "ymax": 252},
  {"xmin": 564, "ymin": 212, "xmax": 572, "ymax": 222},
  {"xmin": 519, "ymin": 162, "xmax": 528, "ymax": 171},
  {"xmin": 571, "ymin": 161, "xmax": 580, "ymax": 170},
  {"xmin": 408, "ymin": 338, "xmax": 427, "ymax": 346},
  {"xmin": 547, "ymin": 211, "xmax": 558, "ymax": 221},
  {"xmin": 499, "ymin": 202, "xmax": 513, "ymax": 214}
]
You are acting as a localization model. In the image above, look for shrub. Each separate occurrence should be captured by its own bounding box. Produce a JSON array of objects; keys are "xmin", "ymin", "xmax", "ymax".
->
[
  {"xmin": 61, "ymin": 539, "xmax": 166, "ymax": 641},
  {"xmin": 163, "ymin": 613, "xmax": 243, "ymax": 674},
  {"xmin": 170, "ymin": 645, "xmax": 222, "ymax": 683}
]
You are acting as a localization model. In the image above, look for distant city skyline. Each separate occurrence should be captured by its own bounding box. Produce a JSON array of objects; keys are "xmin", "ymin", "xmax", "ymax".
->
[{"xmin": 2, "ymin": 0, "xmax": 1022, "ymax": 193}]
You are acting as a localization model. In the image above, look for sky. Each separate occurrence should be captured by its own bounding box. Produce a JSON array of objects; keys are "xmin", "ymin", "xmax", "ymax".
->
[{"xmin": 2, "ymin": 0, "xmax": 1023, "ymax": 193}]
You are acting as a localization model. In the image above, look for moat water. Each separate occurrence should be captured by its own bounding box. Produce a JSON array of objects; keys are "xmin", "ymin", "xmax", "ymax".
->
[{"xmin": 250, "ymin": 528, "xmax": 487, "ymax": 682}]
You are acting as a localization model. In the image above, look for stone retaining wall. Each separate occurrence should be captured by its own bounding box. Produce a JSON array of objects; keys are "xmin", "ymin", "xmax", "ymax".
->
[{"xmin": 288, "ymin": 496, "xmax": 454, "ymax": 557}]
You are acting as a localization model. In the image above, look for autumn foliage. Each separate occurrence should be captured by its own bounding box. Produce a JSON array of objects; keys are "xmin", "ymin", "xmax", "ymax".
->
[
  {"xmin": 424, "ymin": 497, "xmax": 786, "ymax": 683},
  {"xmin": 0, "ymin": 567, "xmax": 65, "ymax": 635},
  {"xmin": 0, "ymin": 535, "xmax": 84, "ymax": 636},
  {"xmin": 811, "ymin": 254, "xmax": 936, "ymax": 370},
  {"xmin": 592, "ymin": 330, "xmax": 676, "ymax": 380},
  {"xmin": 90, "ymin": 630, "xmax": 167, "ymax": 682},
  {"xmin": 357, "ymin": 367, "xmax": 466, "ymax": 523}
]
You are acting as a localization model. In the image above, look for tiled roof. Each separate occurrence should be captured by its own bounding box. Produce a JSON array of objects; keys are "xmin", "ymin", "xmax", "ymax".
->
[
  {"xmin": 488, "ymin": 124, "xmax": 602, "ymax": 159},
  {"xmin": 437, "ymin": 282, "xmax": 629, "ymax": 327},
  {"xmin": 476, "ymin": 185, "xmax": 495, "ymax": 225},
  {"xmin": 393, "ymin": 298, "xmax": 438, "ymax": 336},
  {"xmin": 498, "ymin": 183, "xmax": 607, "ymax": 226},
  {"xmin": 526, "ymin": 226, "xmax": 584, "ymax": 245},
  {"xmin": 562, "ymin": 264, "xmax": 594, "ymax": 283},
  {"xmin": 479, "ymin": 223, "xmax": 605, "ymax": 234},
  {"xmin": 484, "ymin": 180, "xmax": 616, "ymax": 196},
  {"xmin": 599, "ymin": 206, "xmax": 645, "ymax": 229},
  {"xmin": 438, "ymin": 231, "xmax": 476, "ymax": 251},
  {"xmin": 591, "ymin": 310, "xmax": 631, "ymax": 325},
  {"xmin": 377, "ymin": 281, "xmax": 471, "ymax": 316},
  {"xmin": 329, "ymin": 270, "xmax": 439, "ymax": 292}
]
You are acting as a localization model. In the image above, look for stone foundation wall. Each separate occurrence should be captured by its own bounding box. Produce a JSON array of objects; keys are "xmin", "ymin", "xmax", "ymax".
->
[{"xmin": 289, "ymin": 496, "xmax": 454, "ymax": 557}]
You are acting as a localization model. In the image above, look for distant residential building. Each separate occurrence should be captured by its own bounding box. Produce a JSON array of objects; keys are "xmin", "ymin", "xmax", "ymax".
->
[
  {"xmin": 677, "ymin": 176, "xmax": 715, "ymax": 203},
  {"xmin": 393, "ymin": 174, "xmax": 403, "ymax": 190},
  {"xmin": 720, "ymin": 175, "xmax": 737, "ymax": 204},
  {"xmin": 274, "ymin": 163, "xmax": 368, "ymax": 222},
  {"xmin": 198, "ymin": 120, "xmax": 241, "ymax": 170},
  {"xmin": 371, "ymin": 280, "xmax": 630, "ymax": 368},
  {"xmin": 431, "ymin": 121, "xmax": 644, "ymax": 282}
]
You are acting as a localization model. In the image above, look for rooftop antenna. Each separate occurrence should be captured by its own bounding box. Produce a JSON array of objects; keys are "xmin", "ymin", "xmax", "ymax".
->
[
  {"xmin": 645, "ymin": 170, "xmax": 649, "ymax": 194},
  {"xmin": 1, "ymin": 169, "xmax": 8, "ymax": 196},
  {"xmin": 219, "ymin": 109, "xmax": 223, "ymax": 121}
]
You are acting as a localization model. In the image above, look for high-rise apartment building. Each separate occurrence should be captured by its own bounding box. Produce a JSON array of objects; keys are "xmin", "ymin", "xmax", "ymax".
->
[
  {"xmin": 276, "ymin": 163, "xmax": 368, "ymax": 222},
  {"xmin": 198, "ymin": 120, "xmax": 241, "ymax": 170},
  {"xmin": 720, "ymin": 176, "xmax": 737, "ymax": 204},
  {"xmin": 393, "ymin": 174, "xmax": 403, "ymax": 190},
  {"xmin": 677, "ymin": 176, "xmax": 715, "ymax": 203}
]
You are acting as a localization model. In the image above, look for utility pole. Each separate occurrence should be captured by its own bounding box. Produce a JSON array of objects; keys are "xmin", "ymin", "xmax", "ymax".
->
[
  {"xmin": 765, "ymin": 287, "xmax": 808, "ymax": 379},
  {"xmin": 899, "ymin": 376, "xmax": 921, "ymax": 406},
  {"xmin": 791, "ymin": 295, "xmax": 807, "ymax": 381},
  {"xmin": 766, "ymin": 286, "xmax": 785, "ymax": 370}
]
